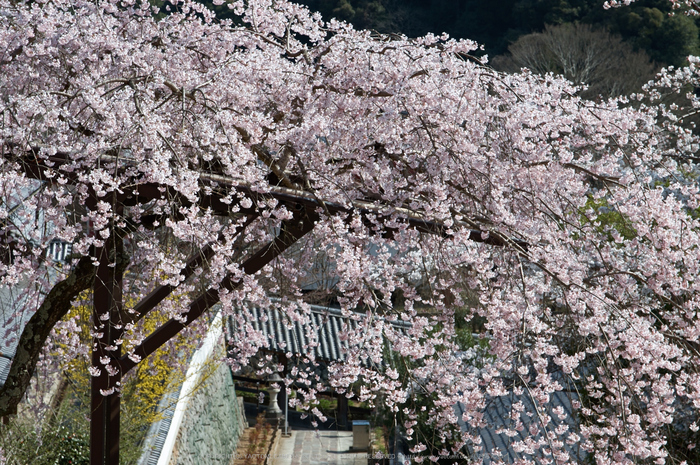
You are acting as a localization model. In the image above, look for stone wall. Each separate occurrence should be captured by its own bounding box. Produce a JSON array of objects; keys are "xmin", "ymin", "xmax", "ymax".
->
[
  {"xmin": 170, "ymin": 357, "xmax": 246, "ymax": 465},
  {"xmin": 138, "ymin": 313, "xmax": 247, "ymax": 465}
]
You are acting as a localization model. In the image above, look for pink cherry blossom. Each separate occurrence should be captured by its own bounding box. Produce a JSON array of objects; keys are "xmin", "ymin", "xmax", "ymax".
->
[{"xmin": 1, "ymin": 0, "xmax": 700, "ymax": 463}]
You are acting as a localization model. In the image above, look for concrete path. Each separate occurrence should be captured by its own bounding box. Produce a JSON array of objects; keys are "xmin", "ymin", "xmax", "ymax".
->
[{"xmin": 274, "ymin": 430, "xmax": 368, "ymax": 465}]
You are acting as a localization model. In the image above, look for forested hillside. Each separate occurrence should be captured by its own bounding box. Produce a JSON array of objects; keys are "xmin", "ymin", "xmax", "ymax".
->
[{"xmin": 293, "ymin": 0, "xmax": 699, "ymax": 67}]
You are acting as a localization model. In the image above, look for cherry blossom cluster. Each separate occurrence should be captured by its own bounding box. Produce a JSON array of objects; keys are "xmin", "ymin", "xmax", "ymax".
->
[{"xmin": 2, "ymin": 0, "xmax": 700, "ymax": 463}]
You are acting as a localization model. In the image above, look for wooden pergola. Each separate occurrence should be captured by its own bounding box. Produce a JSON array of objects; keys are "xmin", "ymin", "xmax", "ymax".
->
[{"xmin": 7, "ymin": 147, "xmax": 526, "ymax": 464}]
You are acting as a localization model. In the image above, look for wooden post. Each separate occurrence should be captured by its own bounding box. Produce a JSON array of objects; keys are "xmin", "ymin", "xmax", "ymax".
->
[
  {"xmin": 338, "ymin": 394, "xmax": 349, "ymax": 430},
  {"xmin": 90, "ymin": 234, "xmax": 124, "ymax": 465}
]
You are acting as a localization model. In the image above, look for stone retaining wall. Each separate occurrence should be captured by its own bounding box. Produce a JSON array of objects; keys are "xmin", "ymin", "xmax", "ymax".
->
[
  {"xmin": 139, "ymin": 313, "xmax": 247, "ymax": 465},
  {"xmin": 170, "ymin": 357, "xmax": 246, "ymax": 465}
]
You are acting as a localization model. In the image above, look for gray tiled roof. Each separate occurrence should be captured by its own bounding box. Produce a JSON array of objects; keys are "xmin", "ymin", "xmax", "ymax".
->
[
  {"xmin": 0, "ymin": 241, "xmax": 73, "ymax": 387},
  {"xmin": 0, "ymin": 357, "xmax": 11, "ymax": 388},
  {"xmin": 0, "ymin": 280, "xmax": 36, "ymax": 387},
  {"xmin": 458, "ymin": 384, "xmax": 583, "ymax": 464},
  {"xmin": 46, "ymin": 239, "xmax": 73, "ymax": 263},
  {"xmin": 225, "ymin": 302, "xmax": 410, "ymax": 362}
]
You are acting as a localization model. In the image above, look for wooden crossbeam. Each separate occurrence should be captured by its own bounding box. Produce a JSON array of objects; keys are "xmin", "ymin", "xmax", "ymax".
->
[{"xmin": 118, "ymin": 206, "xmax": 318, "ymax": 374}]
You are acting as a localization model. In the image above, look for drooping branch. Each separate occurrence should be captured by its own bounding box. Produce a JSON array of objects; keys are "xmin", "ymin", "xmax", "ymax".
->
[
  {"xmin": 0, "ymin": 240, "xmax": 129, "ymax": 417},
  {"xmin": 117, "ymin": 206, "xmax": 319, "ymax": 374},
  {"xmin": 126, "ymin": 213, "xmax": 257, "ymax": 326},
  {"xmin": 0, "ymin": 257, "xmax": 94, "ymax": 417},
  {"xmin": 6, "ymin": 146, "xmax": 530, "ymax": 252}
]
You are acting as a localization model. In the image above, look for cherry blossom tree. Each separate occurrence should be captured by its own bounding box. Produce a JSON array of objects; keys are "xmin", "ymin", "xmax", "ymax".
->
[{"xmin": 2, "ymin": 0, "xmax": 700, "ymax": 463}]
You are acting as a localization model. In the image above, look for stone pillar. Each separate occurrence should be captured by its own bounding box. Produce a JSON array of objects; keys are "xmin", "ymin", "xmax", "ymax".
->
[
  {"xmin": 278, "ymin": 354, "xmax": 288, "ymax": 421},
  {"xmin": 266, "ymin": 373, "xmax": 283, "ymax": 425}
]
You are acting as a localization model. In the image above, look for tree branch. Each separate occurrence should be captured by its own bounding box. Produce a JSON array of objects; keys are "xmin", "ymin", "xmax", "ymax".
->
[{"xmin": 0, "ymin": 251, "xmax": 126, "ymax": 417}]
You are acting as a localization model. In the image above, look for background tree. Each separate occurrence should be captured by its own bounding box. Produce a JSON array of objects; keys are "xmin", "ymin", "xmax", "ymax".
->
[
  {"xmin": 290, "ymin": 0, "xmax": 699, "ymax": 66},
  {"xmin": 491, "ymin": 23, "xmax": 657, "ymax": 99}
]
